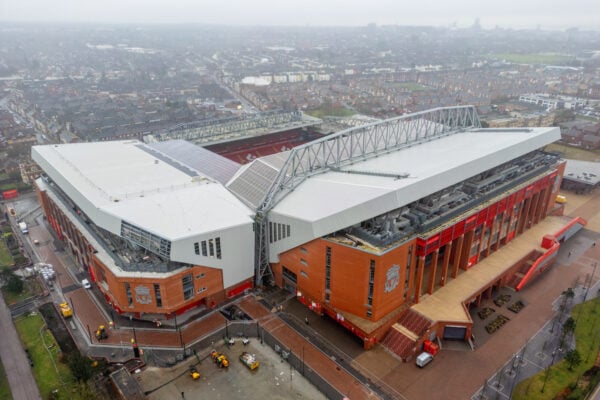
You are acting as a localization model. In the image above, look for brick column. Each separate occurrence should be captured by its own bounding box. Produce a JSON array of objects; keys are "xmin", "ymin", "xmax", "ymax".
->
[
  {"xmin": 414, "ymin": 256, "xmax": 425, "ymax": 303},
  {"xmin": 440, "ymin": 242, "xmax": 452, "ymax": 287},
  {"xmin": 452, "ymin": 235, "xmax": 463, "ymax": 278},
  {"xmin": 427, "ymin": 249, "xmax": 439, "ymax": 294}
]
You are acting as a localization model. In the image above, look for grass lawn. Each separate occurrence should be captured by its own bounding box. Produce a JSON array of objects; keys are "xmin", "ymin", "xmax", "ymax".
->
[
  {"xmin": 545, "ymin": 143, "xmax": 600, "ymax": 162},
  {"xmin": 0, "ymin": 240, "xmax": 14, "ymax": 268},
  {"xmin": 512, "ymin": 297, "xmax": 600, "ymax": 399},
  {"xmin": 306, "ymin": 106, "xmax": 356, "ymax": 119},
  {"xmin": 489, "ymin": 53, "xmax": 575, "ymax": 65},
  {"xmin": 392, "ymin": 81, "xmax": 427, "ymax": 91},
  {"xmin": 0, "ymin": 360, "xmax": 13, "ymax": 400},
  {"xmin": 14, "ymin": 313, "xmax": 86, "ymax": 400},
  {"xmin": 2, "ymin": 278, "xmax": 43, "ymax": 305}
]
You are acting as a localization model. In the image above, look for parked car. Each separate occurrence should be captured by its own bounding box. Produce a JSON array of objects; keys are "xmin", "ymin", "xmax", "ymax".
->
[
  {"xmin": 416, "ymin": 352, "xmax": 434, "ymax": 368},
  {"xmin": 81, "ymin": 279, "xmax": 91, "ymax": 289}
]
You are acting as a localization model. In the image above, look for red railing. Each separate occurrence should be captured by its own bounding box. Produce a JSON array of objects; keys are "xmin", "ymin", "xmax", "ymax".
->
[
  {"xmin": 515, "ymin": 216, "xmax": 587, "ymax": 291},
  {"xmin": 515, "ymin": 241, "xmax": 560, "ymax": 291}
]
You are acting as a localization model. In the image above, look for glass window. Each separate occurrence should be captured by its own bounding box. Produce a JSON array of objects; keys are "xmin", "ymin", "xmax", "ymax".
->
[
  {"xmin": 154, "ymin": 284, "xmax": 162, "ymax": 308},
  {"xmin": 215, "ymin": 237, "xmax": 221, "ymax": 259},
  {"xmin": 121, "ymin": 221, "xmax": 171, "ymax": 258},
  {"xmin": 182, "ymin": 274, "xmax": 194, "ymax": 300},
  {"xmin": 125, "ymin": 282, "xmax": 132, "ymax": 306}
]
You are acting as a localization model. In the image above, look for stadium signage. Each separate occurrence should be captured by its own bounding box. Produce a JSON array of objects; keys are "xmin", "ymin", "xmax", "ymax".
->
[
  {"xmin": 384, "ymin": 265, "xmax": 400, "ymax": 293},
  {"xmin": 135, "ymin": 285, "xmax": 152, "ymax": 304}
]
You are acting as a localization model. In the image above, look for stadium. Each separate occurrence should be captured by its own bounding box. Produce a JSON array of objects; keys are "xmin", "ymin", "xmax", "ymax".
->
[{"xmin": 31, "ymin": 106, "xmax": 584, "ymax": 360}]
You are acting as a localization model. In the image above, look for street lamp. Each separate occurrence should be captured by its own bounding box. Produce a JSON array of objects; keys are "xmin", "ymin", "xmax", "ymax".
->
[
  {"xmin": 583, "ymin": 262, "xmax": 597, "ymax": 301},
  {"xmin": 541, "ymin": 349, "xmax": 558, "ymax": 393}
]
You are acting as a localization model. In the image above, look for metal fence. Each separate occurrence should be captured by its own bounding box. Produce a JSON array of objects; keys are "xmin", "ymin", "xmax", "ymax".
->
[
  {"xmin": 260, "ymin": 326, "xmax": 346, "ymax": 400},
  {"xmin": 142, "ymin": 320, "xmax": 349, "ymax": 400}
]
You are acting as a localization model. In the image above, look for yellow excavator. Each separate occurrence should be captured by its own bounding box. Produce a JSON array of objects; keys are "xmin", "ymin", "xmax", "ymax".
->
[
  {"xmin": 189, "ymin": 365, "xmax": 201, "ymax": 380},
  {"xmin": 59, "ymin": 302, "xmax": 73, "ymax": 318}
]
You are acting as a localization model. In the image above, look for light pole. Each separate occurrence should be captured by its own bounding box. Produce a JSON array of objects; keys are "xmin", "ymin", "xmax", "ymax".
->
[
  {"xmin": 120, "ymin": 329, "xmax": 125, "ymax": 355},
  {"xmin": 583, "ymin": 262, "xmax": 597, "ymax": 301},
  {"xmin": 541, "ymin": 349, "xmax": 558, "ymax": 393}
]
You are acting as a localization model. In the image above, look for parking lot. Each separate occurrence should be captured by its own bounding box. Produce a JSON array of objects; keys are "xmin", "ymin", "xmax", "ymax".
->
[{"xmin": 137, "ymin": 339, "xmax": 326, "ymax": 400}]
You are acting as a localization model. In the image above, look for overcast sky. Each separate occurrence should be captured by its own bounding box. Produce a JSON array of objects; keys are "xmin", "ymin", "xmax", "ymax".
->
[{"xmin": 1, "ymin": 0, "xmax": 599, "ymax": 30}]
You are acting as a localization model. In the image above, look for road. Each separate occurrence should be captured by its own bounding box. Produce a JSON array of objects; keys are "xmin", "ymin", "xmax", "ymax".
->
[{"xmin": 0, "ymin": 293, "xmax": 42, "ymax": 400}]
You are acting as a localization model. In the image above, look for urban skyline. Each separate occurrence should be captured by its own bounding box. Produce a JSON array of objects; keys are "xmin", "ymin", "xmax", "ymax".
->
[{"xmin": 1, "ymin": 0, "xmax": 600, "ymax": 31}]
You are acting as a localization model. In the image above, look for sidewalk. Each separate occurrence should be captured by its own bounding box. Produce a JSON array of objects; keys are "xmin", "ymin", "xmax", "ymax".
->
[
  {"xmin": 471, "ymin": 234, "xmax": 600, "ymax": 399},
  {"xmin": 471, "ymin": 283, "xmax": 598, "ymax": 400}
]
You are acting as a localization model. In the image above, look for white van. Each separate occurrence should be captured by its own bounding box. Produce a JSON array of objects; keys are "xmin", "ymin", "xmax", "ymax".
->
[{"xmin": 416, "ymin": 352, "xmax": 433, "ymax": 368}]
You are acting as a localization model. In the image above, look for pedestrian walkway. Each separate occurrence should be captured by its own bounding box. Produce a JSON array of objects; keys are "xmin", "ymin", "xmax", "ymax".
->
[
  {"xmin": 238, "ymin": 297, "xmax": 385, "ymax": 400},
  {"xmin": 471, "ymin": 255, "xmax": 600, "ymax": 399}
]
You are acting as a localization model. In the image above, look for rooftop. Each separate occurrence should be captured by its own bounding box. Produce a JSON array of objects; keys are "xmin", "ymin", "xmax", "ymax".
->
[
  {"xmin": 271, "ymin": 127, "xmax": 560, "ymax": 237},
  {"xmin": 563, "ymin": 159, "xmax": 600, "ymax": 186},
  {"xmin": 32, "ymin": 140, "xmax": 254, "ymax": 241}
]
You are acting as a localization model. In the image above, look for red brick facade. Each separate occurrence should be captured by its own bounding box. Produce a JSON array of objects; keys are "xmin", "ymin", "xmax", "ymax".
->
[
  {"xmin": 35, "ymin": 185, "xmax": 253, "ymax": 317},
  {"xmin": 272, "ymin": 162, "xmax": 566, "ymax": 346}
]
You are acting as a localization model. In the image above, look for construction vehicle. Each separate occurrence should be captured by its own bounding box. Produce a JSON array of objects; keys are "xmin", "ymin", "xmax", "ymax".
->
[
  {"xmin": 188, "ymin": 365, "xmax": 201, "ymax": 380},
  {"xmin": 556, "ymin": 194, "xmax": 567, "ymax": 204},
  {"xmin": 95, "ymin": 325, "xmax": 108, "ymax": 340},
  {"xmin": 210, "ymin": 350, "xmax": 229, "ymax": 368},
  {"xmin": 59, "ymin": 302, "xmax": 73, "ymax": 318},
  {"xmin": 239, "ymin": 352, "xmax": 259, "ymax": 370}
]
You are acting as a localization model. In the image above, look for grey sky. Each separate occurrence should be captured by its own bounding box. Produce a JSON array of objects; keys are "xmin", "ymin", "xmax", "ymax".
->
[{"xmin": 1, "ymin": 0, "xmax": 599, "ymax": 30}]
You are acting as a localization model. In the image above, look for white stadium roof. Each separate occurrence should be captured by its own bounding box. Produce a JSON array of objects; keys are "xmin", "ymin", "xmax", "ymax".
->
[
  {"xmin": 32, "ymin": 140, "xmax": 254, "ymax": 241},
  {"xmin": 267, "ymin": 126, "xmax": 561, "ymax": 248}
]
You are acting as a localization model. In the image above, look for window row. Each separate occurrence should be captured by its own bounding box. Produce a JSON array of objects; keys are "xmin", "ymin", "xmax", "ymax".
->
[
  {"xmin": 194, "ymin": 237, "xmax": 222, "ymax": 259},
  {"xmin": 121, "ymin": 221, "xmax": 172, "ymax": 258},
  {"xmin": 269, "ymin": 222, "xmax": 291, "ymax": 243}
]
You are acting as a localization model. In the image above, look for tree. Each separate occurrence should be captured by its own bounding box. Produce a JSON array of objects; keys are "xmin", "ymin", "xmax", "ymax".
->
[
  {"xmin": 6, "ymin": 274, "xmax": 23, "ymax": 294},
  {"xmin": 0, "ymin": 267, "xmax": 12, "ymax": 284},
  {"xmin": 1, "ymin": 267, "xmax": 23, "ymax": 294},
  {"xmin": 563, "ymin": 317, "xmax": 576, "ymax": 336},
  {"xmin": 563, "ymin": 288, "xmax": 575, "ymax": 300},
  {"xmin": 565, "ymin": 349, "xmax": 581, "ymax": 371},
  {"xmin": 67, "ymin": 352, "xmax": 93, "ymax": 383},
  {"xmin": 553, "ymin": 109, "xmax": 575, "ymax": 125}
]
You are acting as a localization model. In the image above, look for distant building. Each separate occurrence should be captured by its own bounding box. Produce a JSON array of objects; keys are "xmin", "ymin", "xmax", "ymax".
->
[
  {"xmin": 562, "ymin": 159, "xmax": 600, "ymax": 193},
  {"xmin": 19, "ymin": 159, "xmax": 42, "ymax": 185},
  {"xmin": 518, "ymin": 93, "xmax": 586, "ymax": 111}
]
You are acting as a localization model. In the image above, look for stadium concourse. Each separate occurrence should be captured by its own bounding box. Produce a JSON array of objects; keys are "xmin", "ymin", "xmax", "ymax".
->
[{"xmin": 30, "ymin": 106, "xmax": 585, "ymax": 366}]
